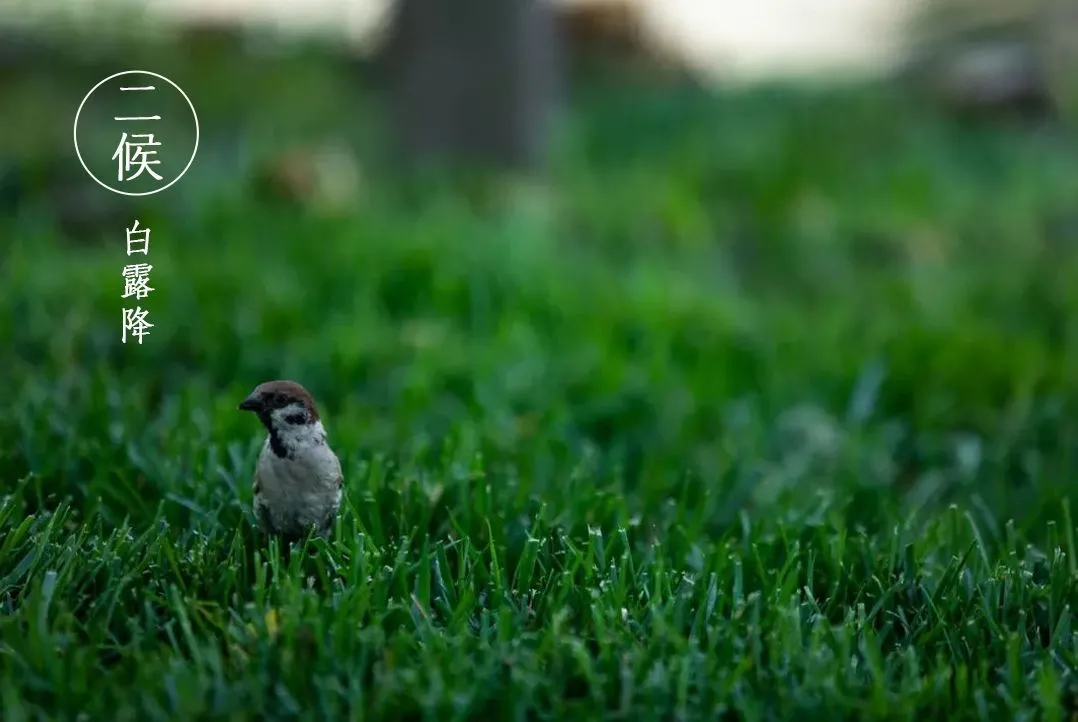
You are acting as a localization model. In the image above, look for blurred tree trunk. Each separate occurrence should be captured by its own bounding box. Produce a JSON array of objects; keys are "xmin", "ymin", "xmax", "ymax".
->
[{"xmin": 384, "ymin": 0, "xmax": 560, "ymax": 175}]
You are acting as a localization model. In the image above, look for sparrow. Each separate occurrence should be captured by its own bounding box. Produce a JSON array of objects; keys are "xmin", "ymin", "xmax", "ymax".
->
[{"xmin": 238, "ymin": 380, "xmax": 343, "ymax": 543}]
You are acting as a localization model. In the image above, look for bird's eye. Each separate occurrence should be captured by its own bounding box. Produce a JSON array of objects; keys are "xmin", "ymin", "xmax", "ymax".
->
[{"xmin": 284, "ymin": 411, "xmax": 306, "ymax": 425}]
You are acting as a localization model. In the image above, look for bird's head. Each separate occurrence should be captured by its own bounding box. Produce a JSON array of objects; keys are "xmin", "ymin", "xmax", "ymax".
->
[{"xmin": 239, "ymin": 379, "xmax": 321, "ymax": 433}]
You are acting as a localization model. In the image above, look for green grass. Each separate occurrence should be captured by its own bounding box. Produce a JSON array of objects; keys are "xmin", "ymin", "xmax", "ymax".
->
[{"xmin": 4, "ymin": 41, "xmax": 1078, "ymax": 719}]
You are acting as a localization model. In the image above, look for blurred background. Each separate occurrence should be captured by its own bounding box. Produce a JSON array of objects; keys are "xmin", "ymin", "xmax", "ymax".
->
[
  {"xmin": 3, "ymin": 0, "xmax": 1076, "ymax": 219},
  {"xmin": 2, "ymin": 0, "xmax": 1078, "ymax": 533}
]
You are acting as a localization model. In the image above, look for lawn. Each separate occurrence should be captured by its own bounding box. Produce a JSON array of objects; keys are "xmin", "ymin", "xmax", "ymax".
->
[{"xmin": 3, "ymin": 34, "xmax": 1078, "ymax": 720}]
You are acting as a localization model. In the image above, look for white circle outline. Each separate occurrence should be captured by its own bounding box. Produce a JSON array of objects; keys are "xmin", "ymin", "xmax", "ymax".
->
[{"xmin": 73, "ymin": 70, "xmax": 199, "ymax": 197}]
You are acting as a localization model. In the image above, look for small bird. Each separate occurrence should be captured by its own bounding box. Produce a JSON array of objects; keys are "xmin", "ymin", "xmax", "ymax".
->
[{"xmin": 238, "ymin": 380, "xmax": 343, "ymax": 543}]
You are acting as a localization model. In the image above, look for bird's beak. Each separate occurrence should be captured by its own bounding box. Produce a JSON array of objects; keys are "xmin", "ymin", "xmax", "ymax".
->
[{"xmin": 238, "ymin": 393, "xmax": 262, "ymax": 412}]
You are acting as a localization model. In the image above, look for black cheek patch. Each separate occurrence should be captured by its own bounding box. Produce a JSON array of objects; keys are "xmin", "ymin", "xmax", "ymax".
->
[{"xmin": 284, "ymin": 412, "xmax": 306, "ymax": 425}]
